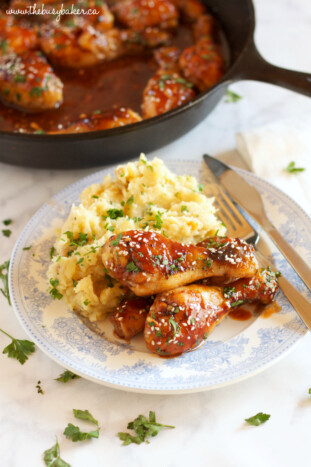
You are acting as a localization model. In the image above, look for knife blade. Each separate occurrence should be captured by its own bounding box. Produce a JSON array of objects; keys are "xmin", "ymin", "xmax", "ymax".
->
[{"xmin": 203, "ymin": 154, "xmax": 311, "ymax": 291}]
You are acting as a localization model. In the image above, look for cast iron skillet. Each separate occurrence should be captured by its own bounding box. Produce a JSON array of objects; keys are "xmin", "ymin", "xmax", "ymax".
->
[{"xmin": 1, "ymin": 0, "xmax": 310, "ymax": 169}]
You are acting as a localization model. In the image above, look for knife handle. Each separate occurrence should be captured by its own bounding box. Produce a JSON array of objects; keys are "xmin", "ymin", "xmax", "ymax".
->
[
  {"xmin": 278, "ymin": 276, "xmax": 311, "ymax": 330},
  {"xmin": 267, "ymin": 226, "xmax": 311, "ymax": 291}
]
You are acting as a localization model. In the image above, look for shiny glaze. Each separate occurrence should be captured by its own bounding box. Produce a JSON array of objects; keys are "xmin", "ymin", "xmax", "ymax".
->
[
  {"xmin": 102, "ymin": 230, "xmax": 258, "ymax": 296},
  {"xmin": 110, "ymin": 296, "xmax": 152, "ymax": 339},
  {"xmin": 179, "ymin": 37, "xmax": 225, "ymax": 92},
  {"xmin": 112, "ymin": 0, "xmax": 179, "ymax": 31},
  {"xmin": 229, "ymin": 308, "xmax": 252, "ymax": 321},
  {"xmin": 49, "ymin": 106, "xmax": 141, "ymax": 133},
  {"xmin": 142, "ymin": 68, "xmax": 196, "ymax": 118},
  {"xmin": 0, "ymin": 51, "xmax": 63, "ymax": 112},
  {"xmin": 144, "ymin": 268, "xmax": 279, "ymax": 356},
  {"xmin": 0, "ymin": 0, "xmax": 229, "ymax": 133},
  {"xmin": 261, "ymin": 300, "xmax": 281, "ymax": 318}
]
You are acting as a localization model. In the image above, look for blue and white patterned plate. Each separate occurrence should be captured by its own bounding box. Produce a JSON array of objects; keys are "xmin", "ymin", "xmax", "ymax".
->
[{"xmin": 9, "ymin": 160, "xmax": 311, "ymax": 394}]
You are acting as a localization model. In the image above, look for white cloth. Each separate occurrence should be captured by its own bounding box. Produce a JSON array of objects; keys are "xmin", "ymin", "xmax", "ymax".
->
[{"xmin": 236, "ymin": 119, "xmax": 311, "ymax": 214}]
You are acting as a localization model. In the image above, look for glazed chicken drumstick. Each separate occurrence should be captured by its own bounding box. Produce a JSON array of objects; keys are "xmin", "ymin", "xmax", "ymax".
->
[
  {"xmin": 144, "ymin": 268, "xmax": 280, "ymax": 356},
  {"xmin": 102, "ymin": 231, "xmax": 258, "ymax": 296}
]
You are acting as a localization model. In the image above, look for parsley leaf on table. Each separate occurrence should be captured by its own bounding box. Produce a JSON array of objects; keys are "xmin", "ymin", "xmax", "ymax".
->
[
  {"xmin": 73, "ymin": 409, "xmax": 98, "ymax": 426},
  {"xmin": 284, "ymin": 161, "xmax": 306, "ymax": 174},
  {"xmin": 0, "ymin": 328, "xmax": 35, "ymax": 364},
  {"xmin": 43, "ymin": 437, "xmax": 70, "ymax": 467},
  {"xmin": 2, "ymin": 219, "xmax": 12, "ymax": 226},
  {"xmin": 118, "ymin": 411, "xmax": 174, "ymax": 446},
  {"xmin": 2, "ymin": 229, "xmax": 12, "ymax": 237},
  {"xmin": 64, "ymin": 423, "xmax": 100, "ymax": 442},
  {"xmin": 245, "ymin": 412, "xmax": 270, "ymax": 426},
  {"xmin": 55, "ymin": 370, "xmax": 80, "ymax": 383},
  {"xmin": 0, "ymin": 260, "xmax": 10, "ymax": 305},
  {"xmin": 225, "ymin": 89, "xmax": 242, "ymax": 103}
]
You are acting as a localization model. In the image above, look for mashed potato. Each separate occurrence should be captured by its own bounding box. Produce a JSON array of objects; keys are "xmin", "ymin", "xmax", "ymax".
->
[{"xmin": 47, "ymin": 155, "xmax": 226, "ymax": 321}]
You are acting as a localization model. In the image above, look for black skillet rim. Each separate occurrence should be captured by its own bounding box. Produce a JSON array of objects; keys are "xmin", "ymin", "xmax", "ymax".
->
[{"xmin": 0, "ymin": 0, "xmax": 255, "ymax": 141}]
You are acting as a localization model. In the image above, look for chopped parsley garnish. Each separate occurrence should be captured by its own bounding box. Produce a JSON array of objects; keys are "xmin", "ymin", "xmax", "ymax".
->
[
  {"xmin": 153, "ymin": 211, "xmax": 163, "ymax": 230},
  {"xmin": 175, "ymin": 77, "xmax": 194, "ymax": 88},
  {"xmin": 2, "ymin": 229, "xmax": 11, "ymax": 237},
  {"xmin": 309, "ymin": 388, "xmax": 311, "ymax": 395},
  {"xmin": 2, "ymin": 219, "xmax": 12, "ymax": 226},
  {"xmin": 72, "ymin": 279, "xmax": 77, "ymax": 287},
  {"xmin": 105, "ymin": 274, "xmax": 114, "ymax": 288},
  {"xmin": 0, "ymin": 40, "xmax": 8, "ymax": 54},
  {"xmin": 126, "ymin": 195, "xmax": 134, "ymax": 205},
  {"xmin": 22, "ymin": 246, "xmax": 32, "ymax": 250},
  {"xmin": 110, "ymin": 233, "xmax": 123, "ymax": 246},
  {"xmin": 30, "ymin": 86, "xmax": 44, "ymax": 98},
  {"xmin": 83, "ymin": 300, "xmax": 90, "ymax": 306},
  {"xmin": 36, "ymin": 380, "xmax": 44, "ymax": 395},
  {"xmin": 49, "ymin": 278, "xmax": 63, "ymax": 300},
  {"xmin": 65, "ymin": 19, "xmax": 76, "ymax": 28},
  {"xmin": 245, "ymin": 412, "xmax": 270, "ymax": 426},
  {"xmin": 0, "ymin": 328, "xmax": 35, "ymax": 364},
  {"xmin": 77, "ymin": 257, "xmax": 84, "ymax": 265},
  {"xmin": 106, "ymin": 208, "xmax": 124, "ymax": 219},
  {"xmin": 0, "ymin": 260, "xmax": 10, "ymax": 305},
  {"xmin": 55, "ymin": 370, "xmax": 80, "ymax": 383},
  {"xmin": 284, "ymin": 161, "xmax": 306, "ymax": 174},
  {"xmin": 181, "ymin": 205, "xmax": 189, "ymax": 213},
  {"xmin": 203, "ymin": 332, "xmax": 208, "ymax": 339},
  {"xmin": 168, "ymin": 316, "xmax": 180, "ymax": 336},
  {"xmin": 65, "ymin": 231, "xmax": 88, "ymax": 247},
  {"xmin": 231, "ymin": 300, "xmax": 244, "ymax": 308},
  {"xmin": 64, "ymin": 423, "xmax": 100, "ymax": 442},
  {"xmin": 118, "ymin": 411, "xmax": 174, "ymax": 446},
  {"xmin": 225, "ymin": 89, "xmax": 242, "ymax": 103},
  {"xmin": 197, "ymin": 183, "xmax": 204, "ymax": 192},
  {"xmin": 50, "ymin": 246, "xmax": 55, "ymax": 259},
  {"xmin": 73, "ymin": 409, "xmax": 99, "ymax": 426},
  {"xmin": 43, "ymin": 438, "xmax": 70, "ymax": 467},
  {"xmin": 92, "ymin": 195, "xmax": 99, "ymax": 199},
  {"xmin": 126, "ymin": 261, "xmax": 140, "ymax": 273},
  {"xmin": 13, "ymin": 74, "xmax": 26, "ymax": 83},
  {"xmin": 204, "ymin": 258, "xmax": 212, "ymax": 268},
  {"xmin": 223, "ymin": 286, "xmax": 235, "ymax": 298}
]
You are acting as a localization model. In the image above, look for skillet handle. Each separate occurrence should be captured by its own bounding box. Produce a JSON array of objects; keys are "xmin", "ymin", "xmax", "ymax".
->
[{"xmin": 227, "ymin": 39, "xmax": 311, "ymax": 97}]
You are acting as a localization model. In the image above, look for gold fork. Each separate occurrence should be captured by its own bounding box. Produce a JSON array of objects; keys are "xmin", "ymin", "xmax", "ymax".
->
[{"xmin": 201, "ymin": 162, "xmax": 311, "ymax": 330}]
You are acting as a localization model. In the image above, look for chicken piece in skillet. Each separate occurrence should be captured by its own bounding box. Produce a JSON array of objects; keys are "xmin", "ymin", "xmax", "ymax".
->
[
  {"xmin": 179, "ymin": 37, "xmax": 225, "ymax": 92},
  {"xmin": 39, "ymin": 23, "xmax": 121, "ymax": 68},
  {"xmin": 79, "ymin": 0, "xmax": 115, "ymax": 32},
  {"xmin": 192, "ymin": 14, "xmax": 219, "ymax": 42},
  {"xmin": 40, "ymin": 21, "xmax": 171, "ymax": 68},
  {"xmin": 49, "ymin": 107, "xmax": 141, "ymax": 133},
  {"xmin": 153, "ymin": 46, "xmax": 180, "ymax": 70},
  {"xmin": 144, "ymin": 268, "xmax": 280, "ymax": 356},
  {"xmin": 120, "ymin": 27, "xmax": 171, "ymax": 51},
  {"xmin": 102, "ymin": 231, "xmax": 258, "ymax": 297},
  {"xmin": 141, "ymin": 68, "xmax": 196, "ymax": 118},
  {"xmin": 0, "ymin": 51, "xmax": 63, "ymax": 111},
  {"xmin": 0, "ymin": 14, "xmax": 39, "ymax": 55},
  {"xmin": 112, "ymin": 0, "xmax": 179, "ymax": 31},
  {"xmin": 110, "ymin": 296, "xmax": 153, "ymax": 339},
  {"xmin": 170, "ymin": 0, "xmax": 206, "ymax": 22}
]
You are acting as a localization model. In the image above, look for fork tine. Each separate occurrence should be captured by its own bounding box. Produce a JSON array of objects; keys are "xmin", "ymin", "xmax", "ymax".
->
[{"xmin": 203, "ymin": 165, "xmax": 259, "ymax": 245}]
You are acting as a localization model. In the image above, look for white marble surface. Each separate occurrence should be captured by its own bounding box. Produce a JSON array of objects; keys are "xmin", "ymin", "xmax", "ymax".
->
[{"xmin": 1, "ymin": 0, "xmax": 311, "ymax": 465}]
